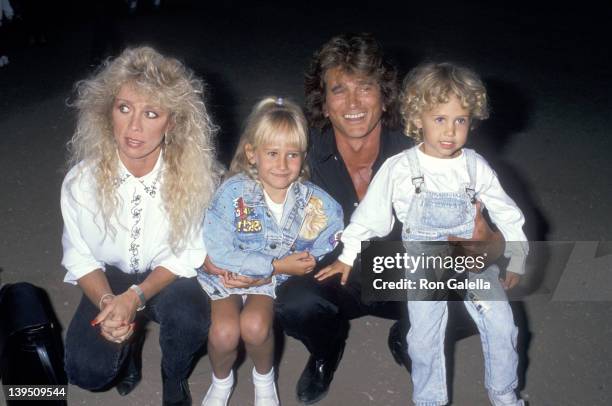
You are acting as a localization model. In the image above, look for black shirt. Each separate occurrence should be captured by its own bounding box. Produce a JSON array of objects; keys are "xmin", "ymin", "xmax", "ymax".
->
[{"xmin": 307, "ymin": 126, "xmax": 414, "ymax": 226}]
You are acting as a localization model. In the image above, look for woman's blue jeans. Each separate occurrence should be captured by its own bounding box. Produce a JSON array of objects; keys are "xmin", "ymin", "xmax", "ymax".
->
[{"xmin": 64, "ymin": 266, "xmax": 210, "ymax": 402}]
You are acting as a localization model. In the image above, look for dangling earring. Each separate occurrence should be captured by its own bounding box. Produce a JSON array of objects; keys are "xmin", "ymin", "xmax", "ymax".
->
[
  {"xmin": 249, "ymin": 161, "xmax": 258, "ymax": 178},
  {"xmin": 163, "ymin": 132, "xmax": 170, "ymax": 146}
]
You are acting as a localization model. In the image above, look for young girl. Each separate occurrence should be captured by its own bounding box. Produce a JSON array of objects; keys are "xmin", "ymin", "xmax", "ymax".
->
[
  {"xmin": 317, "ymin": 63, "xmax": 528, "ymax": 406},
  {"xmin": 198, "ymin": 97, "xmax": 344, "ymax": 406}
]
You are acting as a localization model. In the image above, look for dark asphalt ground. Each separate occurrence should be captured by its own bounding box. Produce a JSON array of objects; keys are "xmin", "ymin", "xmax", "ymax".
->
[{"xmin": 1, "ymin": 1, "xmax": 611, "ymax": 405}]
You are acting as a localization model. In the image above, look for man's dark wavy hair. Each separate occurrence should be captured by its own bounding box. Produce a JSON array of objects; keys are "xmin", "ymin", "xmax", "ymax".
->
[{"xmin": 304, "ymin": 33, "xmax": 400, "ymax": 130}]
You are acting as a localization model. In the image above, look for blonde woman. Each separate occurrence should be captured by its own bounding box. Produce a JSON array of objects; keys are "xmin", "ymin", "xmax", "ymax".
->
[{"xmin": 61, "ymin": 46, "xmax": 220, "ymax": 405}]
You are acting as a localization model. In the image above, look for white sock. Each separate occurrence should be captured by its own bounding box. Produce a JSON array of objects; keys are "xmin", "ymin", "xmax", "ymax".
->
[
  {"xmin": 253, "ymin": 367, "xmax": 279, "ymax": 406},
  {"xmin": 202, "ymin": 371, "xmax": 234, "ymax": 406}
]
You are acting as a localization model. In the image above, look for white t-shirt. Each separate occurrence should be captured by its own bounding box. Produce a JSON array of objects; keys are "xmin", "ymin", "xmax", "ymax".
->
[
  {"xmin": 263, "ymin": 189, "xmax": 286, "ymax": 225},
  {"xmin": 339, "ymin": 146, "xmax": 528, "ymax": 274},
  {"xmin": 60, "ymin": 154, "xmax": 206, "ymax": 284}
]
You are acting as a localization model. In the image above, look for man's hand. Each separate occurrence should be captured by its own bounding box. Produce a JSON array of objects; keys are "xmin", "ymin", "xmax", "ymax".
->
[
  {"xmin": 273, "ymin": 252, "xmax": 316, "ymax": 276},
  {"xmin": 500, "ymin": 271, "xmax": 520, "ymax": 290},
  {"xmin": 315, "ymin": 260, "xmax": 352, "ymax": 285},
  {"xmin": 448, "ymin": 201, "xmax": 505, "ymax": 265}
]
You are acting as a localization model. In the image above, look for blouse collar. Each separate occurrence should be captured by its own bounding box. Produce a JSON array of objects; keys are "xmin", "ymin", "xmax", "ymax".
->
[{"xmin": 116, "ymin": 151, "xmax": 164, "ymax": 194}]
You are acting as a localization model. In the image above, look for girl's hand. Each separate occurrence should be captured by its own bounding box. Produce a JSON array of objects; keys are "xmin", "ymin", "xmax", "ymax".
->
[
  {"xmin": 500, "ymin": 271, "xmax": 520, "ymax": 290},
  {"xmin": 315, "ymin": 260, "xmax": 352, "ymax": 285},
  {"xmin": 203, "ymin": 255, "xmax": 229, "ymax": 276},
  {"xmin": 273, "ymin": 252, "xmax": 316, "ymax": 276}
]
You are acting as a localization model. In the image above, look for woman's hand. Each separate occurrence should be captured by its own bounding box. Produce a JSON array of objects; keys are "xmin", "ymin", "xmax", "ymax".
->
[
  {"xmin": 99, "ymin": 316, "xmax": 135, "ymax": 344},
  {"xmin": 315, "ymin": 260, "xmax": 352, "ymax": 285},
  {"xmin": 83, "ymin": 267, "xmax": 177, "ymax": 344},
  {"xmin": 202, "ymin": 255, "xmax": 229, "ymax": 276},
  {"xmin": 273, "ymin": 252, "xmax": 316, "ymax": 276},
  {"xmin": 203, "ymin": 255, "xmax": 273, "ymax": 288},
  {"xmin": 220, "ymin": 273, "xmax": 272, "ymax": 289},
  {"xmin": 93, "ymin": 291, "xmax": 139, "ymax": 343}
]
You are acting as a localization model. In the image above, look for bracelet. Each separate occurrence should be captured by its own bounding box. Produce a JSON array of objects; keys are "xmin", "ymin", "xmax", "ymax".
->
[
  {"xmin": 98, "ymin": 293, "xmax": 115, "ymax": 309},
  {"xmin": 129, "ymin": 284, "xmax": 146, "ymax": 311}
]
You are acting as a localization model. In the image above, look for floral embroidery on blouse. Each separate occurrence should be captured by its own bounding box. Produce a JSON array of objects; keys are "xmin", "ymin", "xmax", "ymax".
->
[
  {"xmin": 140, "ymin": 172, "xmax": 161, "ymax": 197},
  {"xmin": 129, "ymin": 192, "xmax": 142, "ymax": 273},
  {"xmin": 115, "ymin": 173, "xmax": 131, "ymax": 187},
  {"xmin": 121, "ymin": 161, "xmax": 162, "ymax": 273}
]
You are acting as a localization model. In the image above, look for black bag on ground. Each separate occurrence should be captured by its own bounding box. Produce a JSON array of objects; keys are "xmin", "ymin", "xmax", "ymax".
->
[{"xmin": 0, "ymin": 282, "xmax": 67, "ymax": 405}]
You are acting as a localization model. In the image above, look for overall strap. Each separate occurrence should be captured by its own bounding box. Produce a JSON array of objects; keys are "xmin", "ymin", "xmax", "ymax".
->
[
  {"xmin": 463, "ymin": 149, "xmax": 478, "ymax": 203},
  {"xmin": 406, "ymin": 147, "xmax": 425, "ymax": 193}
]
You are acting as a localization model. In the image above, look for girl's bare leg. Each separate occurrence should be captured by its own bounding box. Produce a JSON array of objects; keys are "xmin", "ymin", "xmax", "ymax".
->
[
  {"xmin": 241, "ymin": 295, "xmax": 275, "ymax": 373},
  {"xmin": 208, "ymin": 295, "xmax": 242, "ymax": 378}
]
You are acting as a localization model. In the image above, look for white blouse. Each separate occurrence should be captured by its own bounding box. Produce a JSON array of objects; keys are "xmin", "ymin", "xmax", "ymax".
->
[{"xmin": 60, "ymin": 154, "xmax": 206, "ymax": 284}]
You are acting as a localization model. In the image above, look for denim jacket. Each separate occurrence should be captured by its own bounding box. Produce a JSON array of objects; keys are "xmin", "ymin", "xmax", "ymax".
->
[{"xmin": 198, "ymin": 173, "xmax": 344, "ymax": 299}]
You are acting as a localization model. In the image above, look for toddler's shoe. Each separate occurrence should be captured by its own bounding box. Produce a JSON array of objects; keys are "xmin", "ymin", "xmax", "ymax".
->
[{"xmin": 488, "ymin": 390, "xmax": 525, "ymax": 406}]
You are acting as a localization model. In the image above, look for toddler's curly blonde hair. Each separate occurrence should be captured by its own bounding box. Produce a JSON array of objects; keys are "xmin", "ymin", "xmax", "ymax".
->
[{"xmin": 400, "ymin": 62, "xmax": 489, "ymax": 142}]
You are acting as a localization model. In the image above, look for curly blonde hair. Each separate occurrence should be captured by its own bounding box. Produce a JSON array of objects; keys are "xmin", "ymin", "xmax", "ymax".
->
[
  {"xmin": 401, "ymin": 62, "xmax": 489, "ymax": 142},
  {"xmin": 228, "ymin": 96, "xmax": 309, "ymax": 181},
  {"xmin": 67, "ymin": 46, "xmax": 221, "ymax": 252}
]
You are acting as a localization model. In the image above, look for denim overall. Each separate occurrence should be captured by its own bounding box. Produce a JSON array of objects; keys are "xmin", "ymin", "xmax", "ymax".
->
[{"xmin": 401, "ymin": 148, "xmax": 521, "ymax": 406}]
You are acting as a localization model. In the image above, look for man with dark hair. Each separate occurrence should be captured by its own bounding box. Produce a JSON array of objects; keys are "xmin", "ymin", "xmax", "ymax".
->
[
  {"xmin": 275, "ymin": 33, "xmax": 501, "ymax": 404},
  {"xmin": 274, "ymin": 33, "xmax": 412, "ymax": 404}
]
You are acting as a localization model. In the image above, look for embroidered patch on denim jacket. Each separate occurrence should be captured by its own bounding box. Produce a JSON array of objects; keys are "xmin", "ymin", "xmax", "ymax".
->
[
  {"xmin": 234, "ymin": 197, "xmax": 262, "ymax": 233},
  {"xmin": 299, "ymin": 196, "xmax": 327, "ymax": 240}
]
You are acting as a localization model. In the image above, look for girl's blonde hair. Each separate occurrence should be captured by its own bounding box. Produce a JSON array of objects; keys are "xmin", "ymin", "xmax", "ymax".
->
[
  {"xmin": 67, "ymin": 46, "xmax": 221, "ymax": 252},
  {"xmin": 228, "ymin": 96, "xmax": 309, "ymax": 180},
  {"xmin": 401, "ymin": 62, "xmax": 489, "ymax": 141}
]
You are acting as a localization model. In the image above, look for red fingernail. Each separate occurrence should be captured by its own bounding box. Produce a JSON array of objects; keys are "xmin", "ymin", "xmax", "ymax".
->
[{"xmin": 90, "ymin": 319, "xmax": 99, "ymax": 326}]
